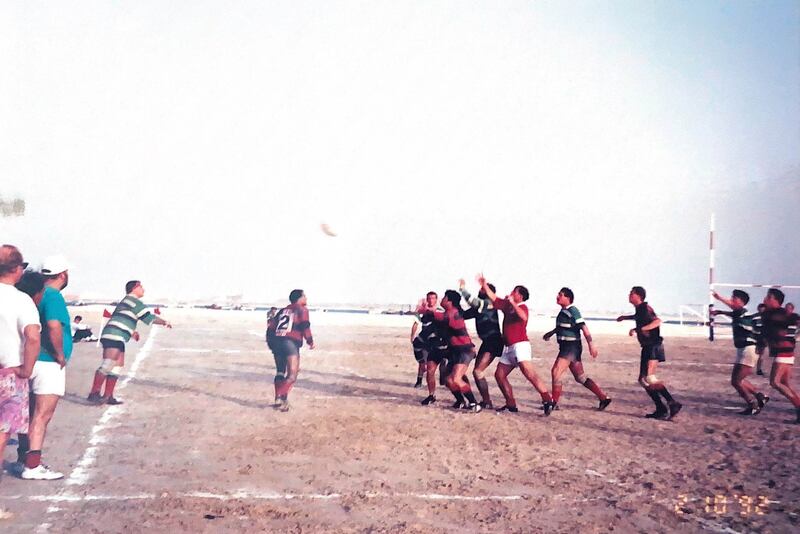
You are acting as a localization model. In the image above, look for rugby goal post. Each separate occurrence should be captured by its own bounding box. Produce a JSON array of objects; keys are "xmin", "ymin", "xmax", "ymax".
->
[{"xmin": 707, "ymin": 213, "xmax": 800, "ymax": 341}]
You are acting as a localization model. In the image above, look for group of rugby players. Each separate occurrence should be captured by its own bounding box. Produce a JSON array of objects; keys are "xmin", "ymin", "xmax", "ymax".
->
[
  {"xmin": 409, "ymin": 276, "xmax": 800, "ymax": 424},
  {"xmin": 411, "ymin": 275, "xmax": 614, "ymax": 416}
]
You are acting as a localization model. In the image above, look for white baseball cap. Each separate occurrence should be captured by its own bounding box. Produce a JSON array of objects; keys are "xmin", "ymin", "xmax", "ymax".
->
[{"xmin": 40, "ymin": 254, "xmax": 71, "ymax": 276}]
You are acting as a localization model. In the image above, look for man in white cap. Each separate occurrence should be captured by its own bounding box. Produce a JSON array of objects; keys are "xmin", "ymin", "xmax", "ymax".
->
[
  {"xmin": 0, "ymin": 245, "xmax": 41, "ymax": 486},
  {"xmin": 21, "ymin": 254, "xmax": 72, "ymax": 480}
]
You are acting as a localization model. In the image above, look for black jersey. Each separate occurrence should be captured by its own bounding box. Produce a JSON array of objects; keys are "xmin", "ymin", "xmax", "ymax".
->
[{"xmin": 634, "ymin": 302, "xmax": 662, "ymax": 347}]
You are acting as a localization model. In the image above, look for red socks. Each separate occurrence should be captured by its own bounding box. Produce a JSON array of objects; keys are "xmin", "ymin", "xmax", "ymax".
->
[
  {"xmin": 25, "ymin": 450, "xmax": 42, "ymax": 469},
  {"xmin": 583, "ymin": 378, "xmax": 607, "ymax": 400},
  {"xmin": 103, "ymin": 376, "xmax": 118, "ymax": 398},
  {"xmin": 552, "ymin": 384, "xmax": 563, "ymax": 404},
  {"xmin": 90, "ymin": 371, "xmax": 105, "ymax": 395}
]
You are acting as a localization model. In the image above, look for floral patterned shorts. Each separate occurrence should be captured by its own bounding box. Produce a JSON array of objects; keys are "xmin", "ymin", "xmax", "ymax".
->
[{"xmin": 0, "ymin": 369, "xmax": 29, "ymax": 434}]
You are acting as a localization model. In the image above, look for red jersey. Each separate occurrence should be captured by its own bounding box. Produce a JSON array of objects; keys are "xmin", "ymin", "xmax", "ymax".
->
[
  {"xmin": 432, "ymin": 307, "xmax": 473, "ymax": 348},
  {"xmin": 268, "ymin": 303, "xmax": 313, "ymax": 347},
  {"xmin": 494, "ymin": 297, "xmax": 529, "ymax": 345}
]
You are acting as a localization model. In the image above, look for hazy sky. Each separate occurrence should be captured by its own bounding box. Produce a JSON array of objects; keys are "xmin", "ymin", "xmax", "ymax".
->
[{"xmin": 2, "ymin": 1, "xmax": 799, "ymax": 312}]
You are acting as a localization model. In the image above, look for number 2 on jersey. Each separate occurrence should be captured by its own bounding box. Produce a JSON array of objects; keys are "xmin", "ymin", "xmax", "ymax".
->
[{"xmin": 274, "ymin": 310, "xmax": 294, "ymax": 337}]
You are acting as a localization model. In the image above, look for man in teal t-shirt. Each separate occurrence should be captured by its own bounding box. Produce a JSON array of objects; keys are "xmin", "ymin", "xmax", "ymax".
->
[{"xmin": 20, "ymin": 255, "xmax": 72, "ymax": 481}]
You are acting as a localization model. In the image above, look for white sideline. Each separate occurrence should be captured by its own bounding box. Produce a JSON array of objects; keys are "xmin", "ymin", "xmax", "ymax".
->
[
  {"xmin": 31, "ymin": 329, "xmax": 160, "ymax": 532},
  {"xmin": 64, "ymin": 328, "xmax": 159, "ymax": 486}
]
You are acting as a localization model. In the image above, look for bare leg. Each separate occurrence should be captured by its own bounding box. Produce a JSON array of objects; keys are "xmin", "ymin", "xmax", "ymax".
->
[
  {"xmin": 770, "ymin": 362, "xmax": 800, "ymax": 407},
  {"xmin": 518, "ymin": 361, "xmax": 551, "ymax": 400},
  {"xmin": 551, "ymin": 357, "xmax": 570, "ymax": 404},
  {"xmin": 731, "ymin": 364, "xmax": 754, "ymax": 403},
  {"xmin": 494, "ymin": 362, "xmax": 516, "ymax": 408},
  {"xmin": 472, "ymin": 352, "xmax": 495, "ymax": 406},
  {"xmin": 425, "ymin": 360, "xmax": 439, "ymax": 396}
]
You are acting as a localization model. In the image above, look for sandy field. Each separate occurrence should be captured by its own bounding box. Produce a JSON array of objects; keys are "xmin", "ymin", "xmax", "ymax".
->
[{"xmin": 1, "ymin": 307, "xmax": 798, "ymax": 533}]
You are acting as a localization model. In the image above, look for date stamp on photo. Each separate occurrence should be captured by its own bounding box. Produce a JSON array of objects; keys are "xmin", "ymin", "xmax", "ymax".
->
[{"xmin": 674, "ymin": 494, "xmax": 776, "ymax": 517}]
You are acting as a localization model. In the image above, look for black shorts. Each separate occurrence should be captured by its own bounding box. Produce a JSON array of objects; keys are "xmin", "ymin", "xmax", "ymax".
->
[
  {"xmin": 477, "ymin": 335, "xmax": 504, "ymax": 358},
  {"xmin": 412, "ymin": 338, "xmax": 429, "ymax": 363},
  {"xmin": 450, "ymin": 345, "xmax": 476, "ymax": 366},
  {"xmin": 641, "ymin": 343, "xmax": 666, "ymax": 362},
  {"xmin": 557, "ymin": 341, "xmax": 582, "ymax": 362},
  {"xmin": 427, "ymin": 345, "xmax": 449, "ymax": 364},
  {"xmin": 100, "ymin": 339, "xmax": 125, "ymax": 353},
  {"xmin": 270, "ymin": 337, "xmax": 300, "ymax": 358}
]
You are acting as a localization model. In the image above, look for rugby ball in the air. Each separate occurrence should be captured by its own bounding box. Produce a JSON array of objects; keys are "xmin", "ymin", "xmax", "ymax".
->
[{"xmin": 320, "ymin": 223, "xmax": 337, "ymax": 237}]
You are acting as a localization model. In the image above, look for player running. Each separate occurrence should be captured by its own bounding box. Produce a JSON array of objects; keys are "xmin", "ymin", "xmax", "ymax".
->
[
  {"xmin": 543, "ymin": 287, "xmax": 611, "ymax": 411},
  {"xmin": 478, "ymin": 275, "xmax": 554, "ymax": 415},
  {"xmin": 617, "ymin": 286, "xmax": 682, "ymax": 420},
  {"xmin": 421, "ymin": 290, "xmax": 481, "ymax": 412},
  {"xmin": 267, "ymin": 289, "xmax": 314, "ymax": 412},
  {"xmin": 711, "ymin": 290, "xmax": 768, "ymax": 415},
  {"xmin": 458, "ymin": 279, "xmax": 502, "ymax": 409},
  {"xmin": 760, "ymin": 289, "xmax": 800, "ymax": 424},
  {"xmin": 417, "ymin": 292, "xmax": 450, "ymax": 406}
]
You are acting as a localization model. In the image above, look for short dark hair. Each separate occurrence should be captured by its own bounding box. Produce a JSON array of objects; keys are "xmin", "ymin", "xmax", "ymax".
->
[
  {"xmin": 426, "ymin": 291, "xmax": 437, "ymax": 298},
  {"xmin": 514, "ymin": 285, "xmax": 529, "ymax": 302},
  {"xmin": 0, "ymin": 244, "xmax": 25, "ymax": 275},
  {"xmin": 444, "ymin": 289, "xmax": 461, "ymax": 307},
  {"xmin": 477, "ymin": 283, "xmax": 496, "ymax": 298},
  {"xmin": 289, "ymin": 289, "xmax": 304, "ymax": 303},
  {"xmin": 125, "ymin": 280, "xmax": 141, "ymax": 293},
  {"xmin": 631, "ymin": 286, "xmax": 646, "ymax": 300},
  {"xmin": 767, "ymin": 288, "xmax": 785, "ymax": 305},
  {"xmin": 559, "ymin": 287, "xmax": 574, "ymax": 303},
  {"xmin": 732, "ymin": 289, "xmax": 750, "ymax": 305},
  {"xmin": 75, "ymin": 315, "xmax": 83, "ymax": 321},
  {"xmin": 15, "ymin": 270, "xmax": 45, "ymax": 298}
]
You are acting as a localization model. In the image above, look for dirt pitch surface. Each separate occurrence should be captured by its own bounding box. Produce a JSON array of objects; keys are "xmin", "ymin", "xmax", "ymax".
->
[{"xmin": 1, "ymin": 308, "xmax": 798, "ymax": 533}]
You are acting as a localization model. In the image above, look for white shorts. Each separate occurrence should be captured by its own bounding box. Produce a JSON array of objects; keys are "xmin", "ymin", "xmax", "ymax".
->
[
  {"xmin": 30, "ymin": 360, "xmax": 66, "ymax": 396},
  {"xmin": 499, "ymin": 341, "xmax": 532, "ymax": 367},
  {"xmin": 774, "ymin": 355, "xmax": 795, "ymax": 365},
  {"xmin": 735, "ymin": 346, "xmax": 759, "ymax": 367}
]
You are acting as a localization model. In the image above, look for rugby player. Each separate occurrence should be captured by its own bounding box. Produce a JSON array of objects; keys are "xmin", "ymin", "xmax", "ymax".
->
[
  {"xmin": 423, "ymin": 290, "xmax": 481, "ymax": 412},
  {"xmin": 711, "ymin": 290, "xmax": 768, "ymax": 415},
  {"xmin": 459, "ymin": 278, "xmax": 502, "ymax": 409},
  {"xmin": 760, "ymin": 289, "xmax": 800, "ymax": 424},
  {"xmin": 543, "ymin": 287, "xmax": 611, "ymax": 411},
  {"xmin": 417, "ymin": 292, "xmax": 450, "ymax": 406},
  {"xmin": 88, "ymin": 280, "xmax": 172, "ymax": 405},
  {"xmin": 478, "ymin": 275, "xmax": 553, "ymax": 415},
  {"xmin": 268, "ymin": 289, "xmax": 314, "ymax": 412},
  {"xmin": 617, "ymin": 286, "xmax": 682, "ymax": 420}
]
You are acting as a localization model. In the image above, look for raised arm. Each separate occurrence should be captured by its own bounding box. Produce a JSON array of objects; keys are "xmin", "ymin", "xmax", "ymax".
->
[
  {"xmin": 711, "ymin": 291, "xmax": 735, "ymax": 309},
  {"xmin": 477, "ymin": 274, "xmax": 498, "ymax": 303},
  {"xmin": 508, "ymin": 299, "xmax": 528, "ymax": 322},
  {"xmin": 616, "ymin": 314, "xmax": 635, "ymax": 322},
  {"xmin": 459, "ymin": 279, "xmax": 480, "ymax": 309}
]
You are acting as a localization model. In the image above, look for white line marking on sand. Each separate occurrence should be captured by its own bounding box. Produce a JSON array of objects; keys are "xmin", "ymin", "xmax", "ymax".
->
[
  {"xmin": 65, "ymin": 329, "xmax": 159, "ymax": 487},
  {"xmin": 157, "ymin": 348, "xmax": 242, "ymax": 354},
  {"xmin": 3, "ymin": 490, "xmax": 526, "ymax": 504}
]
